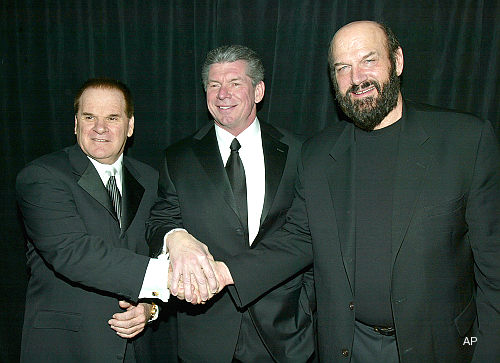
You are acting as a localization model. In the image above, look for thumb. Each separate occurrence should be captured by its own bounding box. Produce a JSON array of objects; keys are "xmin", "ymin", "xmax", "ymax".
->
[{"xmin": 119, "ymin": 300, "xmax": 132, "ymax": 309}]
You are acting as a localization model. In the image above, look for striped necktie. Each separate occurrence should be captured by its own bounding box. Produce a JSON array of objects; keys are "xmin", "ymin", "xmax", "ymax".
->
[{"xmin": 106, "ymin": 168, "xmax": 122, "ymax": 225}]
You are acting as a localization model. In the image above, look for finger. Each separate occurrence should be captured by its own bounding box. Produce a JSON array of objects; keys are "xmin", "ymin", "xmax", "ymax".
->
[
  {"xmin": 176, "ymin": 278, "xmax": 186, "ymax": 300},
  {"xmin": 113, "ymin": 303, "xmax": 144, "ymax": 321},
  {"xmin": 109, "ymin": 312, "xmax": 138, "ymax": 326},
  {"xmin": 116, "ymin": 328, "xmax": 144, "ymax": 339},
  {"xmin": 118, "ymin": 300, "xmax": 132, "ymax": 309},
  {"xmin": 176, "ymin": 290, "xmax": 185, "ymax": 300},
  {"xmin": 205, "ymin": 250, "xmax": 215, "ymax": 261},
  {"xmin": 195, "ymin": 288, "xmax": 204, "ymax": 305},
  {"xmin": 112, "ymin": 322, "xmax": 145, "ymax": 337},
  {"xmin": 167, "ymin": 263, "xmax": 173, "ymax": 290},
  {"xmin": 112, "ymin": 309, "xmax": 135, "ymax": 321},
  {"xmin": 183, "ymin": 266, "xmax": 193, "ymax": 302},
  {"xmin": 170, "ymin": 262, "xmax": 181, "ymax": 296},
  {"xmin": 192, "ymin": 265, "xmax": 210, "ymax": 301},
  {"xmin": 204, "ymin": 259, "xmax": 220, "ymax": 293},
  {"xmin": 109, "ymin": 309, "xmax": 145, "ymax": 329}
]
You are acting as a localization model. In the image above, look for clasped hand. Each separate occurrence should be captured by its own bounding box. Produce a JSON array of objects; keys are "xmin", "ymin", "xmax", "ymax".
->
[
  {"xmin": 166, "ymin": 230, "xmax": 233, "ymax": 304},
  {"xmin": 108, "ymin": 300, "xmax": 151, "ymax": 338}
]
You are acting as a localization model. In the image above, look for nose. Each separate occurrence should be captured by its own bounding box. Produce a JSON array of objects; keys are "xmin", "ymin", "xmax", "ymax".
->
[
  {"xmin": 217, "ymin": 85, "xmax": 231, "ymax": 100},
  {"xmin": 350, "ymin": 65, "xmax": 367, "ymax": 86},
  {"xmin": 93, "ymin": 117, "xmax": 107, "ymax": 133}
]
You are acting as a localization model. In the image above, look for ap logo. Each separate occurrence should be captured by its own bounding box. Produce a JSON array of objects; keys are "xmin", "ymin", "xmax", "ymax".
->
[{"xmin": 462, "ymin": 337, "xmax": 477, "ymax": 345}]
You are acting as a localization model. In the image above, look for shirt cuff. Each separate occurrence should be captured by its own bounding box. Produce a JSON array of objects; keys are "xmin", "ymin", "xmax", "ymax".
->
[
  {"xmin": 139, "ymin": 254, "xmax": 170, "ymax": 302},
  {"xmin": 163, "ymin": 228, "xmax": 187, "ymax": 254}
]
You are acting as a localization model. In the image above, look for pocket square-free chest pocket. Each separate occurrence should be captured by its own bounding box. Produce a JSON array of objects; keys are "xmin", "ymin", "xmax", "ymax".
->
[{"xmin": 34, "ymin": 310, "xmax": 82, "ymax": 332}]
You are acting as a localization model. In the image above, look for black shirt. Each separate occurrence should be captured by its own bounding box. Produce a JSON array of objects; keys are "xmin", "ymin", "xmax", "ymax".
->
[{"xmin": 354, "ymin": 120, "xmax": 401, "ymax": 327}]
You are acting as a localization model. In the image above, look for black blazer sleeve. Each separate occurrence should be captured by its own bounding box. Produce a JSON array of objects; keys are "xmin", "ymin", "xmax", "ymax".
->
[
  {"xmin": 16, "ymin": 162, "xmax": 149, "ymax": 301},
  {"xmin": 145, "ymin": 152, "xmax": 184, "ymax": 257},
  {"xmin": 466, "ymin": 120, "xmax": 500, "ymax": 362}
]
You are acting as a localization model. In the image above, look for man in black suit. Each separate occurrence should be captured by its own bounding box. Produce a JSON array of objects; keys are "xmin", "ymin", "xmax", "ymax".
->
[
  {"xmin": 16, "ymin": 78, "xmax": 172, "ymax": 362},
  {"xmin": 146, "ymin": 45, "xmax": 315, "ymax": 362},
  {"xmin": 176, "ymin": 22, "xmax": 500, "ymax": 362}
]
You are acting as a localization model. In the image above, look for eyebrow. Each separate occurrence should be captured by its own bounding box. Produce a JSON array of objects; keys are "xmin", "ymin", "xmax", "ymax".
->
[
  {"xmin": 333, "ymin": 51, "xmax": 377, "ymax": 67},
  {"xmin": 81, "ymin": 112, "xmax": 120, "ymax": 117},
  {"xmin": 208, "ymin": 77, "xmax": 244, "ymax": 83},
  {"xmin": 362, "ymin": 51, "xmax": 377, "ymax": 60}
]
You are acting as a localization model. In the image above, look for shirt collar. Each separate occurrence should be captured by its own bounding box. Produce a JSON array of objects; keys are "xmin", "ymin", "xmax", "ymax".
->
[
  {"xmin": 87, "ymin": 154, "xmax": 124, "ymax": 187},
  {"xmin": 215, "ymin": 117, "xmax": 261, "ymax": 152}
]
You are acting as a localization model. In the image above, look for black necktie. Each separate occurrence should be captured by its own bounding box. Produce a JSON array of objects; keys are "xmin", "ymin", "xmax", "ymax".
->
[
  {"xmin": 226, "ymin": 138, "xmax": 248, "ymax": 232},
  {"xmin": 106, "ymin": 169, "xmax": 122, "ymax": 225}
]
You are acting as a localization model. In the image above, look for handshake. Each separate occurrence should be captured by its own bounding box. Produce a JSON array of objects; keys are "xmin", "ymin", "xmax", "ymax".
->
[
  {"xmin": 108, "ymin": 230, "xmax": 222, "ymax": 338},
  {"xmin": 166, "ymin": 230, "xmax": 234, "ymax": 304}
]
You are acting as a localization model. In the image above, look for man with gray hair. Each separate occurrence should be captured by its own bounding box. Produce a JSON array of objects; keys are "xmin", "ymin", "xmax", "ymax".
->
[{"xmin": 146, "ymin": 45, "xmax": 316, "ymax": 362}]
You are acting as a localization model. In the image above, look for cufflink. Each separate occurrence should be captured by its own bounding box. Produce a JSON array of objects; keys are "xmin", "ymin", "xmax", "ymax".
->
[
  {"xmin": 148, "ymin": 302, "xmax": 158, "ymax": 323},
  {"xmin": 152, "ymin": 291, "xmax": 159, "ymax": 297}
]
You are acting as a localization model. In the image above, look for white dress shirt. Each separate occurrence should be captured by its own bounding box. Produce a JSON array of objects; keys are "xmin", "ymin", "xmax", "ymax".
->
[
  {"xmin": 215, "ymin": 118, "xmax": 265, "ymax": 244},
  {"xmin": 163, "ymin": 118, "xmax": 266, "ymax": 250}
]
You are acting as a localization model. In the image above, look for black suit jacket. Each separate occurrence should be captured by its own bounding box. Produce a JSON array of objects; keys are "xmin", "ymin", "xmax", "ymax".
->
[
  {"xmin": 147, "ymin": 121, "xmax": 315, "ymax": 362},
  {"xmin": 16, "ymin": 144, "xmax": 159, "ymax": 363},
  {"xmin": 226, "ymin": 101, "xmax": 500, "ymax": 362}
]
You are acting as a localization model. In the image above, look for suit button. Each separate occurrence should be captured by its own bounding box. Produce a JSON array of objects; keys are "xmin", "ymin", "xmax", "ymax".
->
[
  {"xmin": 349, "ymin": 302, "xmax": 354, "ymax": 310},
  {"xmin": 235, "ymin": 228, "xmax": 244, "ymax": 235},
  {"xmin": 342, "ymin": 349, "xmax": 349, "ymax": 357}
]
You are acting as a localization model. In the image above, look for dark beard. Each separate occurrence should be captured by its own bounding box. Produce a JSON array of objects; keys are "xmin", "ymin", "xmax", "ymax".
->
[{"xmin": 334, "ymin": 67, "xmax": 400, "ymax": 131}]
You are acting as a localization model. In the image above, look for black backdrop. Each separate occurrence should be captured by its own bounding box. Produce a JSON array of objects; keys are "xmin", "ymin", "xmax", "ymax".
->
[{"xmin": 1, "ymin": 1, "xmax": 499, "ymax": 361}]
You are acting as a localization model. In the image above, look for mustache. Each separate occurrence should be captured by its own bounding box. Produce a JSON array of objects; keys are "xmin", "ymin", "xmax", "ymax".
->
[{"xmin": 348, "ymin": 80, "xmax": 381, "ymax": 95}]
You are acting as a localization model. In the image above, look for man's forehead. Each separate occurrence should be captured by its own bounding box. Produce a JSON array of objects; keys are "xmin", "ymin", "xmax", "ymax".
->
[
  {"xmin": 79, "ymin": 88, "xmax": 126, "ymax": 112},
  {"xmin": 331, "ymin": 23, "xmax": 387, "ymax": 59},
  {"xmin": 80, "ymin": 87, "xmax": 124, "ymax": 101},
  {"xmin": 209, "ymin": 60, "xmax": 248, "ymax": 72}
]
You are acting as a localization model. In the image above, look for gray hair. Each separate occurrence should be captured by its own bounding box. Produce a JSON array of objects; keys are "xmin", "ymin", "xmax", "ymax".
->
[{"xmin": 201, "ymin": 45, "xmax": 264, "ymax": 90}]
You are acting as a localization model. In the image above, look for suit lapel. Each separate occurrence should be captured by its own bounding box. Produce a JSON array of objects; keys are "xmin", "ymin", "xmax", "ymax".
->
[
  {"xmin": 121, "ymin": 159, "xmax": 145, "ymax": 233},
  {"xmin": 259, "ymin": 123, "xmax": 288, "ymax": 226},
  {"xmin": 192, "ymin": 125, "xmax": 240, "ymax": 221},
  {"xmin": 327, "ymin": 123, "xmax": 356, "ymax": 293},
  {"xmin": 70, "ymin": 145, "xmax": 117, "ymax": 221},
  {"xmin": 391, "ymin": 104, "xmax": 432, "ymax": 265}
]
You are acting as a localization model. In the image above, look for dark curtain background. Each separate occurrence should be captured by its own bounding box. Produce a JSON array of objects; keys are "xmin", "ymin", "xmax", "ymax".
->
[{"xmin": 1, "ymin": 1, "xmax": 499, "ymax": 361}]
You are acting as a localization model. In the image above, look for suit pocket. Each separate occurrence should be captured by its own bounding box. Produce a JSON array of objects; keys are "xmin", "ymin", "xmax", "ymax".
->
[
  {"xmin": 34, "ymin": 310, "xmax": 82, "ymax": 332},
  {"xmin": 299, "ymin": 287, "xmax": 313, "ymax": 319},
  {"xmin": 424, "ymin": 195, "xmax": 465, "ymax": 218},
  {"xmin": 454, "ymin": 297, "xmax": 476, "ymax": 337}
]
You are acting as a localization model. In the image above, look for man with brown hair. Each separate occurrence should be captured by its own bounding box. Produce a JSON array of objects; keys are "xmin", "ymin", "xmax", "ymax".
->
[{"xmin": 17, "ymin": 78, "xmax": 171, "ymax": 362}]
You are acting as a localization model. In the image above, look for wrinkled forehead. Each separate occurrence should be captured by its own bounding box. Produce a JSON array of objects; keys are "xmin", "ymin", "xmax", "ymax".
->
[
  {"xmin": 208, "ymin": 60, "xmax": 249, "ymax": 77},
  {"xmin": 331, "ymin": 22, "xmax": 388, "ymax": 61}
]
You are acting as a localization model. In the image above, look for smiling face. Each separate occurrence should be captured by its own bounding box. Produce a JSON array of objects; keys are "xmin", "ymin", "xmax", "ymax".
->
[
  {"xmin": 74, "ymin": 87, "xmax": 134, "ymax": 164},
  {"xmin": 330, "ymin": 21, "xmax": 403, "ymax": 130},
  {"xmin": 206, "ymin": 60, "xmax": 265, "ymax": 136}
]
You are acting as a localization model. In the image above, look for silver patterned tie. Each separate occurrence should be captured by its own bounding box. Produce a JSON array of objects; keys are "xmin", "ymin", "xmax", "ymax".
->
[{"xmin": 106, "ymin": 169, "xmax": 122, "ymax": 225}]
